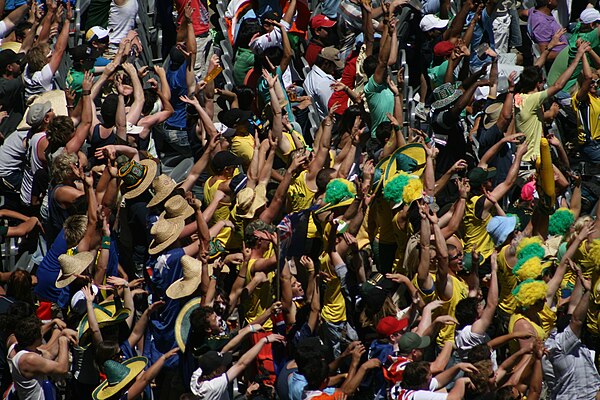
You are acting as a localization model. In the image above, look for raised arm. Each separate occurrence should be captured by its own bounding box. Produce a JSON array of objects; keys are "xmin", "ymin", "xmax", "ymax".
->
[
  {"xmin": 416, "ymin": 204, "xmax": 434, "ymax": 291},
  {"xmin": 48, "ymin": 3, "xmax": 73, "ymax": 74},
  {"xmin": 66, "ymin": 72, "xmax": 93, "ymax": 154},
  {"xmin": 547, "ymin": 41, "xmax": 587, "ymax": 98},
  {"xmin": 226, "ymin": 334, "xmax": 285, "ymax": 381},
  {"xmin": 485, "ymin": 142, "xmax": 526, "ymax": 210},
  {"xmin": 121, "ymin": 63, "xmax": 145, "ymax": 124},
  {"xmin": 471, "ymin": 250, "xmax": 498, "ymax": 334}
]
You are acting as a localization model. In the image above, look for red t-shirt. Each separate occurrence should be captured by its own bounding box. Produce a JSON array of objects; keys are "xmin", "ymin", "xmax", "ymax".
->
[
  {"xmin": 175, "ymin": 0, "xmax": 210, "ymax": 36},
  {"xmin": 305, "ymin": 41, "xmax": 324, "ymax": 66}
]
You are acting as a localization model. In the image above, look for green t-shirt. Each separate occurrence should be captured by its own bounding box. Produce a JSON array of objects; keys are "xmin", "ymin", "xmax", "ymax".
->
[
  {"xmin": 364, "ymin": 75, "xmax": 394, "ymax": 137},
  {"xmin": 428, "ymin": 60, "xmax": 450, "ymax": 89},
  {"xmin": 547, "ymin": 28, "xmax": 600, "ymax": 92},
  {"xmin": 66, "ymin": 67, "xmax": 95, "ymax": 105},
  {"xmin": 233, "ymin": 48, "xmax": 254, "ymax": 86}
]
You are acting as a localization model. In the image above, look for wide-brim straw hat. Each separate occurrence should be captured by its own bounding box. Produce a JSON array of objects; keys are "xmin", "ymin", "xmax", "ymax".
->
[
  {"xmin": 92, "ymin": 356, "xmax": 147, "ymax": 400},
  {"xmin": 148, "ymin": 217, "xmax": 185, "ymax": 255},
  {"xmin": 237, "ymin": 183, "xmax": 267, "ymax": 219},
  {"xmin": 174, "ymin": 297, "xmax": 202, "ymax": 352},
  {"xmin": 120, "ymin": 159, "xmax": 158, "ymax": 200},
  {"xmin": 147, "ymin": 174, "xmax": 183, "ymax": 208},
  {"xmin": 166, "ymin": 255, "xmax": 203, "ymax": 299},
  {"xmin": 56, "ymin": 251, "xmax": 97, "ymax": 289},
  {"xmin": 159, "ymin": 195, "xmax": 195, "ymax": 221}
]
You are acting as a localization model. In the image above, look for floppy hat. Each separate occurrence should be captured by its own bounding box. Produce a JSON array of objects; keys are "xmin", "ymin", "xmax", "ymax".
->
[
  {"xmin": 468, "ymin": 167, "xmax": 496, "ymax": 188},
  {"xmin": 419, "ymin": 14, "xmax": 449, "ymax": 32},
  {"xmin": 147, "ymin": 174, "xmax": 182, "ymax": 208},
  {"xmin": 26, "ymin": 101, "xmax": 52, "ymax": 127},
  {"xmin": 237, "ymin": 183, "xmax": 268, "ymax": 219},
  {"xmin": 166, "ymin": 256, "xmax": 203, "ymax": 300},
  {"xmin": 376, "ymin": 316, "xmax": 409, "ymax": 337},
  {"xmin": 92, "ymin": 356, "xmax": 148, "ymax": 400},
  {"xmin": 371, "ymin": 155, "xmax": 393, "ymax": 194},
  {"xmin": 159, "ymin": 195, "xmax": 195, "ymax": 221},
  {"xmin": 483, "ymin": 102, "xmax": 503, "ymax": 130},
  {"xmin": 175, "ymin": 297, "xmax": 202, "ymax": 351},
  {"xmin": 316, "ymin": 178, "xmax": 357, "ymax": 214},
  {"xmin": 78, "ymin": 302, "xmax": 132, "ymax": 344},
  {"xmin": 431, "ymin": 82, "xmax": 462, "ymax": 110},
  {"xmin": 319, "ymin": 47, "xmax": 345, "ymax": 70},
  {"xmin": 486, "ymin": 215, "xmax": 518, "ymax": 247},
  {"xmin": 56, "ymin": 251, "xmax": 97, "ymax": 289},
  {"xmin": 148, "ymin": 217, "xmax": 185, "ymax": 255},
  {"xmin": 398, "ymin": 332, "xmax": 430, "ymax": 353},
  {"xmin": 118, "ymin": 158, "xmax": 158, "ymax": 200},
  {"xmin": 383, "ymin": 143, "xmax": 427, "ymax": 185}
]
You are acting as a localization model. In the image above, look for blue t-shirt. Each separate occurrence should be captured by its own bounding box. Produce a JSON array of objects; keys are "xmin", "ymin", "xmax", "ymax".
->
[
  {"xmin": 468, "ymin": 10, "xmax": 495, "ymax": 70},
  {"xmin": 144, "ymin": 247, "xmax": 185, "ymax": 368},
  {"xmin": 165, "ymin": 63, "xmax": 189, "ymax": 129}
]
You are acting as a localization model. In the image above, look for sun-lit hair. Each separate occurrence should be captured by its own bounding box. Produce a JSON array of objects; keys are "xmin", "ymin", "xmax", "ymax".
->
[{"xmin": 51, "ymin": 151, "xmax": 78, "ymax": 184}]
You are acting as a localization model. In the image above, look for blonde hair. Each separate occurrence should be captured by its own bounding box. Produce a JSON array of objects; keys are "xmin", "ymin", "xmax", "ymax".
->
[
  {"xmin": 24, "ymin": 44, "xmax": 49, "ymax": 74},
  {"xmin": 51, "ymin": 152, "xmax": 78, "ymax": 184},
  {"xmin": 564, "ymin": 216, "xmax": 593, "ymax": 245},
  {"xmin": 63, "ymin": 215, "xmax": 88, "ymax": 247}
]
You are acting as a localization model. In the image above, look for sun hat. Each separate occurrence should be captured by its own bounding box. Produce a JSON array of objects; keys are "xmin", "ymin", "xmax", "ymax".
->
[
  {"xmin": 92, "ymin": 356, "xmax": 147, "ymax": 400},
  {"xmin": 383, "ymin": 171, "xmax": 424, "ymax": 210},
  {"xmin": 78, "ymin": 302, "xmax": 131, "ymax": 344},
  {"xmin": 398, "ymin": 332, "xmax": 430, "ymax": 353},
  {"xmin": 159, "ymin": 195, "xmax": 195, "ymax": 221},
  {"xmin": 376, "ymin": 316, "xmax": 409, "ymax": 337},
  {"xmin": 383, "ymin": 144, "xmax": 427, "ymax": 185},
  {"xmin": 419, "ymin": 14, "xmax": 449, "ymax": 32},
  {"xmin": 310, "ymin": 14, "xmax": 336, "ymax": 30},
  {"xmin": 147, "ymin": 174, "xmax": 182, "ymax": 208},
  {"xmin": 316, "ymin": 178, "xmax": 356, "ymax": 214},
  {"xmin": 483, "ymin": 102, "xmax": 503, "ymax": 130},
  {"xmin": 237, "ymin": 183, "xmax": 268, "ymax": 219},
  {"xmin": 319, "ymin": 46, "xmax": 345, "ymax": 70},
  {"xmin": 56, "ymin": 251, "xmax": 97, "ymax": 288},
  {"xmin": 148, "ymin": 217, "xmax": 185, "ymax": 255},
  {"xmin": 581, "ymin": 7, "xmax": 600, "ymax": 24},
  {"xmin": 431, "ymin": 82, "xmax": 462, "ymax": 110},
  {"xmin": 86, "ymin": 26, "xmax": 110, "ymax": 43},
  {"xmin": 433, "ymin": 41, "xmax": 455, "ymax": 58},
  {"xmin": 166, "ymin": 256, "xmax": 203, "ymax": 300},
  {"xmin": 26, "ymin": 101, "xmax": 52, "ymax": 127},
  {"xmin": 468, "ymin": 167, "xmax": 496, "ymax": 188},
  {"xmin": 486, "ymin": 215, "xmax": 518, "ymax": 247},
  {"xmin": 174, "ymin": 297, "xmax": 202, "ymax": 351},
  {"xmin": 118, "ymin": 158, "xmax": 158, "ymax": 200}
]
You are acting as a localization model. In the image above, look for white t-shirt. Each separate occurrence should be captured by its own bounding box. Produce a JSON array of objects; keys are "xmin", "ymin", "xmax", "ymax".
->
[
  {"xmin": 23, "ymin": 64, "xmax": 54, "ymax": 102},
  {"xmin": 391, "ymin": 378, "xmax": 446, "ymax": 400},
  {"xmin": 190, "ymin": 370, "xmax": 229, "ymax": 400}
]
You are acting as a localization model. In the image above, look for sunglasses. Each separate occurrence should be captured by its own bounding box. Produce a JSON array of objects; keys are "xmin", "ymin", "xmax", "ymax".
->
[
  {"xmin": 593, "ymin": 78, "xmax": 600, "ymax": 86},
  {"xmin": 449, "ymin": 252, "xmax": 463, "ymax": 261}
]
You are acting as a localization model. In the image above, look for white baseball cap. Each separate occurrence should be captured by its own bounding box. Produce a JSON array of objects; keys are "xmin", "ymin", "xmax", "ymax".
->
[
  {"xmin": 581, "ymin": 8, "xmax": 600, "ymax": 24},
  {"xmin": 419, "ymin": 14, "xmax": 449, "ymax": 32}
]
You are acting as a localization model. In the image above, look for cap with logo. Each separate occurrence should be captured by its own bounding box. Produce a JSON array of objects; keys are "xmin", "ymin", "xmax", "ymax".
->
[
  {"xmin": 0, "ymin": 49, "xmax": 24, "ymax": 75},
  {"xmin": 419, "ymin": 14, "xmax": 449, "ymax": 32},
  {"xmin": 86, "ymin": 26, "xmax": 110, "ymax": 43},
  {"xmin": 70, "ymin": 45, "xmax": 100, "ymax": 62},
  {"xmin": 310, "ymin": 14, "xmax": 337, "ymax": 30}
]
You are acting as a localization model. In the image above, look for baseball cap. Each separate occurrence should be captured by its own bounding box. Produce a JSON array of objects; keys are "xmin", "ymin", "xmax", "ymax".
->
[
  {"xmin": 433, "ymin": 41, "xmax": 454, "ymax": 58},
  {"xmin": 398, "ymin": 332, "xmax": 430, "ymax": 353},
  {"xmin": 214, "ymin": 122, "xmax": 237, "ymax": 138},
  {"xmin": 467, "ymin": 167, "xmax": 496, "ymax": 188},
  {"xmin": 69, "ymin": 45, "xmax": 99, "ymax": 62},
  {"xmin": 310, "ymin": 14, "xmax": 337, "ymax": 30},
  {"xmin": 197, "ymin": 351, "xmax": 233, "ymax": 376},
  {"xmin": 218, "ymin": 108, "xmax": 253, "ymax": 129},
  {"xmin": 126, "ymin": 122, "xmax": 143, "ymax": 135},
  {"xmin": 229, "ymin": 173, "xmax": 248, "ymax": 195},
  {"xmin": 361, "ymin": 272, "xmax": 396, "ymax": 311},
  {"xmin": 319, "ymin": 46, "xmax": 344, "ymax": 70},
  {"xmin": 376, "ymin": 316, "xmax": 409, "ymax": 337},
  {"xmin": 419, "ymin": 14, "xmax": 449, "ymax": 32},
  {"xmin": 0, "ymin": 49, "xmax": 24, "ymax": 74},
  {"xmin": 86, "ymin": 26, "xmax": 109, "ymax": 42},
  {"xmin": 212, "ymin": 151, "xmax": 241, "ymax": 172},
  {"xmin": 26, "ymin": 101, "xmax": 52, "ymax": 127},
  {"xmin": 581, "ymin": 7, "xmax": 600, "ymax": 24}
]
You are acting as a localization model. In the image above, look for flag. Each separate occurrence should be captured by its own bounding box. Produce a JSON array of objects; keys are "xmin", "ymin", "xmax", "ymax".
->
[{"xmin": 277, "ymin": 205, "xmax": 318, "ymax": 271}]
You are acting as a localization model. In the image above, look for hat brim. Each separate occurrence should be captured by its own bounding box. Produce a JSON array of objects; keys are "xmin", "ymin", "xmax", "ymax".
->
[
  {"xmin": 483, "ymin": 116, "xmax": 498, "ymax": 130},
  {"xmin": 121, "ymin": 159, "xmax": 158, "ymax": 200},
  {"xmin": 383, "ymin": 143, "xmax": 427, "ymax": 185},
  {"xmin": 237, "ymin": 183, "xmax": 268, "ymax": 219},
  {"xmin": 315, "ymin": 197, "xmax": 354, "ymax": 215},
  {"xmin": 147, "ymin": 179, "xmax": 183, "ymax": 208},
  {"xmin": 92, "ymin": 356, "xmax": 148, "ymax": 400},
  {"xmin": 159, "ymin": 204, "xmax": 195, "ymax": 221},
  {"xmin": 148, "ymin": 217, "xmax": 185, "ymax": 255},
  {"xmin": 431, "ymin": 89, "xmax": 462, "ymax": 110},
  {"xmin": 416, "ymin": 335, "xmax": 431, "ymax": 349},
  {"xmin": 56, "ymin": 252, "xmax": 97, "ymax": 289},
  {"xmin": 175, "ymin": 297, "xmax": 202, "ymax": 352},
  {"xmin": 371, "ymin": 156, "xmax": 392, "ymax": 194},
  {"xmin": 78, "ymin": 304, "xmax": 131, "ymax": 345},
  {"xmin": 166, "ymin": 274, "xmax": 202, "ymax": 300}
]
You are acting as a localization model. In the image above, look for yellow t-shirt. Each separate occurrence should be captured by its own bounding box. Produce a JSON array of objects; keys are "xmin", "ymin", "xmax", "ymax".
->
[
  {"xmin": 508, "ymin": 306, "xmax": 556, "ymax": 353},
  {"xmin": 515, "ymin": 90, "xmax": 549, "ymax": 162},
  {"xmin": 435, "ymin": 275, "xmax": 468, "ymax": 346},
  {"xmin": 276, "ymin": 130, "xmax": 306, "ymax": 164},
  {"xmin": 244, "ymin": 259, "xmax": 275, "ymax": 330},
  {"xmin": 373, "ymin": 197, "xmax": 396, "ymax": 244},
  {"xmin": 462, "ymin": 195, "xmax": 495, "ymax": 260},
  {"xmin": 392, "ymin": 212, "xmax": 413, "ymax": 273},
  {"xmin": 497, "ymin": 245, "xmax": 517, "ymax": 315},
  {"xmin": 572, "ymin": 92, "xmax": 600, "ymax": 144},
  {"xmin": 574, "ymin": 240, "xmax": 597, "ymax": 279},
  {"xmin": 286, "ymin": 170, "xmax": 318, "ymax": 238},
  {"xmin": 319, "ymin": 253, "xmax": 346, "ymax": 323},
  {"xmin": 231, "ymin": 134, "xmax": 255, "ymax": 167}
]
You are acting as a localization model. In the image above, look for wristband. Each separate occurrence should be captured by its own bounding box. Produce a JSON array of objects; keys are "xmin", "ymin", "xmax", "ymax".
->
[
  {"xmin": 210, "ymin": 274, "xmax": 217, "ymax": 280},
  {"xmin": 265, "ymin": 336, "xmax": 270, "ymax": 343},
  {"xmin": 66, "ymin": 105, "xmax": 75, "ymax": 109},
  {"xmin": 393, "ymin": 124, "xmax": 401, "ymax": 131},
  {"xmin": 101, "ymin": 236, "xmax": 111, "ymax": 249},
  {"xmin": 81, "ymin": 90, "xmax": 91, "ymax": 96},
  {"xmin": 250, "ymin": 325, "xmax": 256, "ymax": 333},
  {"xmin": 424, "ymin": 137, "xmax": 431, "ymax": 144}
]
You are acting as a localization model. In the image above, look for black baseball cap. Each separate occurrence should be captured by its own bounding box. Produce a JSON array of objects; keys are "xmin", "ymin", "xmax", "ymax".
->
[
  {"xmin": 197, "ymin": 351, "xmax": 233, "ymax": 376},
  {"xmin": 211, "ymin": 151, "xmax": 241, "ymax": 172},
  {"xmin": 0, "ymin": 49, "xmax": 24, "ymax": 74},
  {"xmin": 69, "ymin": 45, "xmax": 99, "ymax": 62},
  {"xmin": 218, "ymin": 108, "xmax": 253, "ymax": 129}
]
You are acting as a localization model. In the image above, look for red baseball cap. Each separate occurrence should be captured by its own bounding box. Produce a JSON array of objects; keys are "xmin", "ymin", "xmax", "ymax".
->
[
  {"xmin": 376, "ymin": 316, "xmax": 409, "ymax": 337},
  {"xmin": 310, "ymin": 14, "xmax": 337, "ymax": 30},
  {"xmin": 433, "ymin": 41, "xmax": 455, "ymax": 58}
]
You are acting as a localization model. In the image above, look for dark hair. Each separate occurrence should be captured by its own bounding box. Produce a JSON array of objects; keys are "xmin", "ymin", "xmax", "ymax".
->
[
  {"xmin": 15, "ymin": 316, "xmax": 42, "ymax": 349},
  {"xmin": 363, "ymin": 55, "xmax": 378, "ymax": 78},
  {"xmin": 14, "ymin": 21, "xmax": 32, "ymax": 42},
  {"xmin": 375, "ymin": 122, "xmax": 393, "ymax": 144},
  {"xmin": 339, "ymin": 105, "xmax": 363, "ymax": 136},
  {"xmin": 142, "ymin": 88, "xmax": 159, "ymax": 116},
  {"xmin": 95, "ymin": 340, "xmax": 120, "ymax": 371},
  {"xmin": 233, "ymin": 85, "xmax": 255, "ymax": 111},
  {"xmin": 6, "ymin": 270, "xmax": 35, "ymax": 306},
  {"xmin": 46, "ymin": 116, "xmax": 75, "ymax": 154},
  {"xmin": 188, "ymin": 306, "xmax": 215, "ymax": 349},
  {"xmin": 496, "ymin": 385, "xmax": 519, "ymax": 400},
  {"xmin": 515, "ymin": 66, "xmax": 543, "ymax": 93},
  {"xmin": 301, "ymin": 357, "xmax": 329, "ymax": 390},
  {"xmin": 467, "ymin": 344, "xmax": 492, "ymax": 363},
  {"xmin": 100, "ymin": 94, "xmax": 119, "ymax": 127},
  {"xmin": 236, "ymin": 18, "xmax": 262, "ymax": 49},
  {"xmin": 402, "ymin": 361, "xmax": 431, "ymax": 390},
  {"xmin": 455, "ymin": 297, "xmax": 480, "ymax": 328},
  {"xmin": 316, "ymin": 168, "xmax": 336, "ymax": 193}
]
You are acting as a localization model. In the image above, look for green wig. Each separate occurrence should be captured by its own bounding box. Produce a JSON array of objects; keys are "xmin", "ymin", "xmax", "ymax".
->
[{"xmin": 548, "ymin": 208, "xmax": 575, "ymax": 237}]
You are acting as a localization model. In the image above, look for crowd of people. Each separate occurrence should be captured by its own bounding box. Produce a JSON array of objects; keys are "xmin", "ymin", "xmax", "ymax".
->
[{"xmin": 1, "ymin": 0, "xmax": 600, "ymax": 398}]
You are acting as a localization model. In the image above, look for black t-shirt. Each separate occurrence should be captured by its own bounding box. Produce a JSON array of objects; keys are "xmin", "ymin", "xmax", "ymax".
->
[
  {"xmin": 431, "ymin": 109, "xmax": 467, "ymax": 178},
  {"xmin": 477, "ymin": 123, "xmax": 512, "ymax": 186},
  {"xmin": 0, "ymin": 77, "xmax": 25, "ymax": 136}
]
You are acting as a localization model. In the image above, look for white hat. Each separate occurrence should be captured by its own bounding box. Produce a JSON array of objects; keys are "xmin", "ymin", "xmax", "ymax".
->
[
  {"xmin": 126, "ymin": 122, "xmax": 143, "ymax": 135},
  {"xmin": 581, "ymin": 8, "xmax": 600, "ymax": 24},
  {"xmin": 419, "ymin": 14, "xmax": 449, "ymax": 32}
]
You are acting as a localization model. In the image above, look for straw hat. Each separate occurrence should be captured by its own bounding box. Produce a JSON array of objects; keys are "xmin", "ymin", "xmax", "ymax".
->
[
  {"xmin": 92, "ymin": 356, "xmax": 148, "ymax": 400},
  {"xmin": 118, "ymin": 158, "xmax": 158, "ymax": 200},
  {"xmin": 174, "ymin": 297, "xmax": 201, "ymax": 352},
  {"xmin": 56, "ymin": 251, "xmax": 97, "ymax": 288},
  {"xmin": 77, "ymin": 302, "xmax": 132, "ymax": 345},
  {"xmin": 148, "ymin": 217, "xmax": 185, "ymax": 255},
  {"xmin": 147, "ymin": 174, "xmax": 182, "ymax": 208},
  {"xmin": 166, "ymin": 256, "xmax": 203, "ymax": 299},
  {"xmin": 159, "ymin": 195, "xmax": 195, "ymax": 221},
  {"xmin": 236, "ymin": 183, "xmax": 267, "ymax": 219}
]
